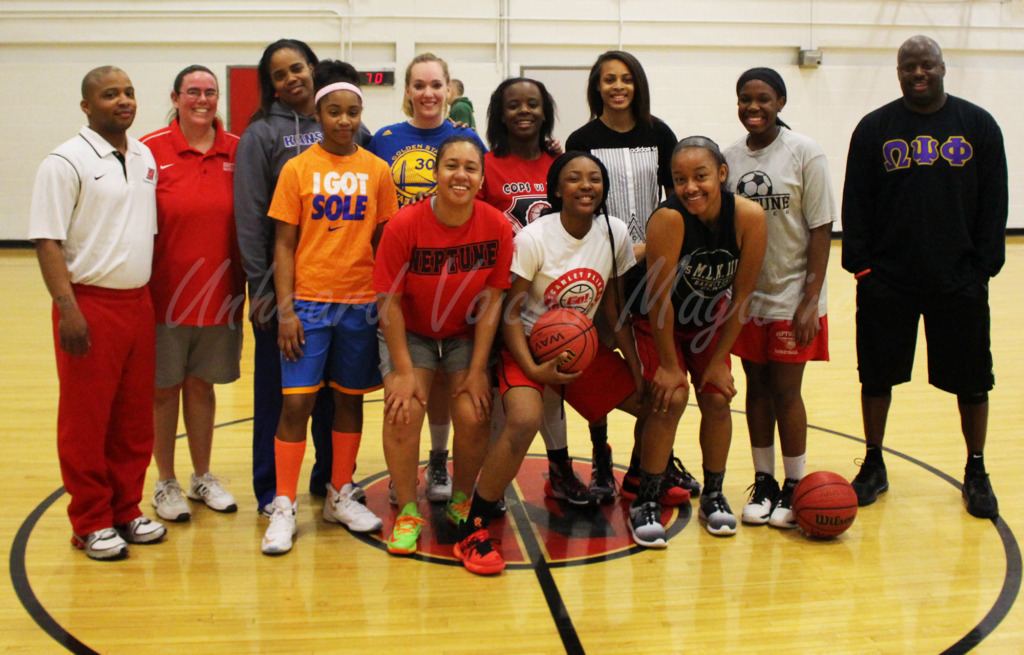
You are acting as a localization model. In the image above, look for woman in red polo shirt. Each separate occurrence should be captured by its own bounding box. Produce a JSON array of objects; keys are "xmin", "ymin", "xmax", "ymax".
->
[{"xmin": 141, "ymin": 65, "xmax": 245, "ymax": 523}]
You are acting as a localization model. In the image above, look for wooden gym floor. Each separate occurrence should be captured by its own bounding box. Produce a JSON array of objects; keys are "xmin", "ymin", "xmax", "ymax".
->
[{"xmin": 1, "ymin": 241, "xmax": 1022, "ymax": 654}]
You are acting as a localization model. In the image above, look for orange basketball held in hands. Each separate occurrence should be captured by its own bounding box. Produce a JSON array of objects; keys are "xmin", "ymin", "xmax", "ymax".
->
[
  {"xmin": 792, "ymin": 471, "xmax": 859, "ymax": 538},
  {"xmin": 528, "ymin": 308, "xmax": 598, "ymax": 374}
]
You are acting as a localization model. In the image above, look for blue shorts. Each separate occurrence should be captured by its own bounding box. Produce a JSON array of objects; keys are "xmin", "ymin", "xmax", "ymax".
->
[{"xmin": 281, "ymin": 301, "xmax": 383, "ymax": 395}]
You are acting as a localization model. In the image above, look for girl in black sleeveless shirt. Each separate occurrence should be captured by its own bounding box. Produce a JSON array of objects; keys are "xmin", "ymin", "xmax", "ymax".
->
[
  {"xmin": 633, "ymin": 136, "xmax": 766, "ymax": 537},
  {"xmin": 564, "ymin": 52, "xmax": 697, "ymax": 504},
  {"xmin": 664, "ymin": 190, "xmax": 741, "ymax": 322}
]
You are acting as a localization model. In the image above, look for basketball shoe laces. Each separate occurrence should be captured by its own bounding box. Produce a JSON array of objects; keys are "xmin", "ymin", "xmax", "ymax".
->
[
  {"xmin": 745, "ymin": 475, "xmax": 776, "ymax": 505},
  {"xmin": 666, "ymin": 456, "xmax": 697, "ymax": 490},
  {"xmin": 705, "ymin": 492, "xmax": 732, "ymax": 515},
  {"xmin": 427, "ymin": 453, "xmax": 449, "ymax": 486},
  {"xmin": 964, "ymin": 469, "xmax": 993, "ymax": 496},
  {"xmin": 464, "ymin": 529, "xmax": 501, "ymax": 556},
  {"xmin": 449, "ymin": 497, "xmax": 471, "ymax": 521},
  {"xmin": 266, "ymin": 506, "xmax": 293, "ymax": 538},
  {"xmin": 776, "ymin": 479, "xmax": 797, "ymax": 506},
  {"xmin": 393, "ymin": 514, "xmax": 425, "ymax": 537},
  {"xmin": 554, "ymin": 460, "xmax": 591, "ymax": 496},
  {"xmin": 592, "ymin": 451, "xmax": 617, "ymax": 492},
  {"xmin": 636, "ymin": 501, "xmax": 660, "ymax": 525}
]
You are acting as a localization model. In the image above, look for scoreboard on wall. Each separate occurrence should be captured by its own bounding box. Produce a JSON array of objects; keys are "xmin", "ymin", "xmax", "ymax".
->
[{"xmin": 362, "ymin": 70, "xmax": 395, "ymax": 86}]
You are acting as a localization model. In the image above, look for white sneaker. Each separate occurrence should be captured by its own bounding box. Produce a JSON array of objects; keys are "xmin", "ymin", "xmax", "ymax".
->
[
  {"xmin": 262, "ymin": 496, "xmax": 297, "ymax": 555},
  {"xmin": 115, "ymin": 516, "xmax": 167, "ymax": 544},
  {"xmin": 323, "ymin": 483, "xmax": 383, "ymax": 532},
  {"xmin": 426, "ymin": 450, "xmax": 452, "ymax": 502},
  {"xmin": 188, "ymin": 472, "xmax": 238, "ymax": 513},
  {"xmin": 152, "ymin": 479, "xmax": 191, "ymax": 522},
  {"xmin": 741, "ymin": 473, "xmax": 779, "ymax": 525},
  {"xmin": 768, "ymin": 478, "xmax": 799, "ymax": 529},
  {"xmin": 72, "ymin": 528, "xmax": 128, "ymax": 561}
]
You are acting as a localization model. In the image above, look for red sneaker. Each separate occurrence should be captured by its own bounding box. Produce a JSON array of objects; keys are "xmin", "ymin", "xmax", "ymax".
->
[
  {"xmin": 453, "ymin": 528, "xmax": 505, "ymax": 575},
  {"xmin": 621, "ymin": 467, "xmax": 691, "ymax": 506}
]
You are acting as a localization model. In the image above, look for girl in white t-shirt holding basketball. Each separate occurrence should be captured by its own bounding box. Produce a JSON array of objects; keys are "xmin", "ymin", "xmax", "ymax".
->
[
  {"xmin": 452, "ymin": 152, "xmax": 690, "ymax": 576},
  {"xmin": 722, "ymin": 68, "xmax": 837, "ymax": 530}
]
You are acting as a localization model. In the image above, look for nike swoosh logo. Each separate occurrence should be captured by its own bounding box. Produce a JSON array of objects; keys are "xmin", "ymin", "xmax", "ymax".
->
[
  {"xmin": 94, "ymin": 174, "xmax": 106, "ymax": 180},
  {"xmin": 328, "ymin": 225, "xmax": 343, "ymax": 232},
  {"xmin": 160, "ymin": 164, "xmax": 175, "ymax": 170}
]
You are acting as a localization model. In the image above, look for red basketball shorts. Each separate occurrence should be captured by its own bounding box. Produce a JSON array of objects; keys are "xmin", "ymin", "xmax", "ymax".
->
[
  {"xmin": 732, "ymin": 315, "xmax": 829, "ymax": 365},
  {"xmin": 631, "ymin": 316, "xmax": 729, "ymax": 395},
  {"xmin": 495, "ymin": 344, "xmax": 635, "ymax": 424}
]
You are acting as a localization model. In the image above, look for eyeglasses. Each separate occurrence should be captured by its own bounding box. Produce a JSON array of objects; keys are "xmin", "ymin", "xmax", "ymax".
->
[{"xmin": 183, "ymin": 89, "xmax": 219, "ymax": 99}]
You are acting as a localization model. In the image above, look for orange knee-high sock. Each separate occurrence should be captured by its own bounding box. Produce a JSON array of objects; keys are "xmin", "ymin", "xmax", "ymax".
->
[
  {"xmin": 331, "ymin": 431, "xmax": 362, "ymax": 491},
  {"xmin": 275, "ymin": 438, "xmax": 307, "ymax": 502}
]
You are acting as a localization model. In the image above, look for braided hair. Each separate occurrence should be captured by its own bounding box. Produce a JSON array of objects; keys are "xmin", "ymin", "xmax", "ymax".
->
[
  {"xmin": 485, "ymin": 77, "xmax": 557, "ymax": 158},
  {"xmin": 544, "ymin": 152, "xmax": 624, "ymax": 318}
]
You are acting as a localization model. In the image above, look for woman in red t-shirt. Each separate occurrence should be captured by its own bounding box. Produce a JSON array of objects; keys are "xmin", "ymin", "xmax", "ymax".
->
[
  {"xmin": 373, "ymin": 136, "xmax": 513, "ymax": 559},
  {"xmin": 141, "ymin": 65, "xmax": 244, "ymax": 524},
  {"xmin": 477, "ymin": 78, "xmax": 599, "ymax": 506}
]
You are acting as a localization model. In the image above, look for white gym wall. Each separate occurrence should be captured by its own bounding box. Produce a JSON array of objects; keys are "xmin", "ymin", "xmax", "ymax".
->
[{"xmin": 1, "ymin": 0, "xmax": 1022, "ymax": 239}]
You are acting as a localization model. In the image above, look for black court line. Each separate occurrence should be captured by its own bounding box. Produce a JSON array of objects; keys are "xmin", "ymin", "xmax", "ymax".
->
[
  {"xmin": 9, "ymin": 486, "xmax": 99, "ymax": 655},
  {"xmin": 9, "ymin": 412, "xmax": 1020, "ymax": 655},
  {"xmin": 506, "ymin": 483, "xmax": 586, "ymax": 655},
  {"xmin": 809, "ymin": 423, "xmax": 1023, "ymax": 655}
]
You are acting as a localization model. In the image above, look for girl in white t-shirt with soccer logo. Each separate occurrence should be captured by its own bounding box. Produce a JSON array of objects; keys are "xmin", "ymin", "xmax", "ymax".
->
[{"xmin": 723, "ymin": 67, "xmax": 838, "ymax": 531}]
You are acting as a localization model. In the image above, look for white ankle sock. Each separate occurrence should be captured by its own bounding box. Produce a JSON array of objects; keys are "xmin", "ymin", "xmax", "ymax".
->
[
  {"xmin": 752, "ymin": 446, "xmax": 775, "ymax": 476},
  {"xmin": 429, "ymin": 423, "xmax": 451, "ymax": 453},
  {"xmin": 782, "ymin": 453, "xmax": 806, "ymax": 481}
]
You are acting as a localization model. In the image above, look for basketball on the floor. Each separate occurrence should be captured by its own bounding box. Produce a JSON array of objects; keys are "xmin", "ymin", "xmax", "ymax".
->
[
  {"xmin": 528, "ymin": 308, "xmax": 598, "ymax": 373},
  {"xmin": 793, "ymin": 471, "xmax": 858, "ymax": 538}
]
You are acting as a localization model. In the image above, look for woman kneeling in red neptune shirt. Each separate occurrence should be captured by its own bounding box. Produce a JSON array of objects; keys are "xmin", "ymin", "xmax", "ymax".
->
[{"xmin": 374, "ymin": 135, "xmax": 513, "ymax": 558}]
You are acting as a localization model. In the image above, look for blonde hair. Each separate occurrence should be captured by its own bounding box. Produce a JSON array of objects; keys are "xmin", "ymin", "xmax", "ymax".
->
[{"xmin": 402, "ymin": 53, "xmax": 450, "ymax": 118}]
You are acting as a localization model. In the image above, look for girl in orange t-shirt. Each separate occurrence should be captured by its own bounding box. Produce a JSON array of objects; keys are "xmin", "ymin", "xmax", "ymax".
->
[{"xmin": 261, "ymin": 61, "xmax": 399, "ymax": 555}]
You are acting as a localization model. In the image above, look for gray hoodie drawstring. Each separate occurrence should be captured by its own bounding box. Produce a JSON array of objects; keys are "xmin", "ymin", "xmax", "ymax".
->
[{"xmin": 292, "ymin": 111, "xmax": 302, "ymax": 157}]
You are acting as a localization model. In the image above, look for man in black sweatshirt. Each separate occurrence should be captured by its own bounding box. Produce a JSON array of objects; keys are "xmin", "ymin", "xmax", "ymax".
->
[{"xmin": 841, "ymin": 35, "xmax": 1007, "ymax": 519}]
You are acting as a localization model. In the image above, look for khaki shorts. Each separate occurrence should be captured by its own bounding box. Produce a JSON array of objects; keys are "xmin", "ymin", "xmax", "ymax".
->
[
  {"xmin": 378, "ymin": 330, "xmax": 474, "ymax": 378},
  {"xmin": 155, "ymin": 323, "xmax": 243, "ymax": 388}
]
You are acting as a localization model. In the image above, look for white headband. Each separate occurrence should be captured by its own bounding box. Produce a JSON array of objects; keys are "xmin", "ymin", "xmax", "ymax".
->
[{"xmin": 314, "ymin": 82, "xmax": 363, "ymax": 106}]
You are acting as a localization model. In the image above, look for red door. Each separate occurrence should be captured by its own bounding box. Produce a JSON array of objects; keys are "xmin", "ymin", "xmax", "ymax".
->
[{"xmin": 227, "ymin": 66, "xmax": 259, "ymax": 136}]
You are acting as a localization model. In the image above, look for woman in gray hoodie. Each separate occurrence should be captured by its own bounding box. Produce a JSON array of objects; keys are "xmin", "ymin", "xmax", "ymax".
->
[{"xmin": 234, "ymin": 39, "xmax": 371, "ymax": 515}]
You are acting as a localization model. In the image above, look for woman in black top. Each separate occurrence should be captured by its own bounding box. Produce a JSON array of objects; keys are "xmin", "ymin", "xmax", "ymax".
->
[
  {"xmin": 565, "ymin": 51, "xmax": 691, "ymax": 503},
  {"xmin": 566, "ymin": 51, "xmax": 677, "ymax": 250},
  {"xmin": 638, "ymin": 136, "xmax": 766, "ymax": 537}
]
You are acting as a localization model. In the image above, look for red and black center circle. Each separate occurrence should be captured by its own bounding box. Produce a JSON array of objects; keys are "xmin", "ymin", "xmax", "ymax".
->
[{"xmin": 352, "ymin": 454, "xmax": 691, "ymax": 568}]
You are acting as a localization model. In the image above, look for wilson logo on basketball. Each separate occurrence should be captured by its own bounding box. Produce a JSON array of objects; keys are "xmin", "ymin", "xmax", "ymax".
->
[
  {"xmin": 815, "ymin": 515, "xmax": 856, "ymax": 526},
  {"xmin": 544, "ymin": 268, "xmax": 605, "ymax": 314}
]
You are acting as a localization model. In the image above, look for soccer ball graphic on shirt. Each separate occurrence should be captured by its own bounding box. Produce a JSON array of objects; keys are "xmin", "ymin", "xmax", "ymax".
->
[{"xmin": 736, "ymin": 171, "xmax": 773, "ymax": 198}]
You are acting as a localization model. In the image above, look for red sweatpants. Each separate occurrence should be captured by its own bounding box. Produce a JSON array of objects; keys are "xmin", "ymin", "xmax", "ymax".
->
[{"xmin": 53, "ymin": 284, "xmax": 156, "ymax": 536}]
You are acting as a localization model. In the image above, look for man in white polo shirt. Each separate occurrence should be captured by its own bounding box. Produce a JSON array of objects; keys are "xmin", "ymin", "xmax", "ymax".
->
[{"xmin": 30, "ymin": 66, "xmax": 166, "ymax": 560}]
